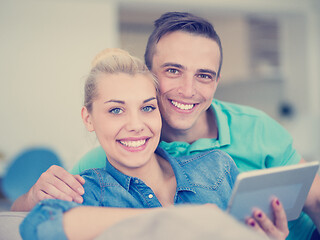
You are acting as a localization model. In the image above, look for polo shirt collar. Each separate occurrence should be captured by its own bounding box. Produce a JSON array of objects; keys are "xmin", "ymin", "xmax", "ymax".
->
[{"xmin": 159, "ymin": 100, "xmax": 231, "ymax": 156}]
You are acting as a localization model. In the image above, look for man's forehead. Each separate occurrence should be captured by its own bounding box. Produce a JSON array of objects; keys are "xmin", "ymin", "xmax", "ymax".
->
[{"xmin": 153, "ymin": 31, "xmax": 220, "ymax": 68}]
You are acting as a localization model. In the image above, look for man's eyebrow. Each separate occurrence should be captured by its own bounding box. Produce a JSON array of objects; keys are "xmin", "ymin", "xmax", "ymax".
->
[
  {"xmin": 160, "ymin": 63, "xmax": 185, "ymax": 69},
  {"xmin": 104, "ymin": 99, "xmax": 124, "ymax": 104},
  {"xmin": 198, "ymin": 69, "xmax": 217, "ymax": 76},
  {"xmin": 143, "ymin": 97, "xmax": 157, "ymax": 103}
]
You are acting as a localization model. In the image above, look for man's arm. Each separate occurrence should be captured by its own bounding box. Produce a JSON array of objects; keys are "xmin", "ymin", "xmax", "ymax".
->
[
  {"xmin": 11, "ymin": 165, "xmax": 85, "ymax": 211},
  {"xmin": 301, "ymin": 158, "xmax": 320, "ymax": 233}
]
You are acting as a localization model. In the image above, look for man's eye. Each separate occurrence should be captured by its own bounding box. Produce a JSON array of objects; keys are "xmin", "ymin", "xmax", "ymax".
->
[
  {"xmin": 109, "ymin": 108, "xmax": 123, "ymax": 114},
  {"xmin": 167, "ymin": 69, "xmax": 179, "ymax": 74},
  {"xmin": 142, "ymin": 105, "xmax": 156, "ymax": 112},
  {"xmin": 198, "ymin": 74, "xmax": 212, "ymax": 79}
]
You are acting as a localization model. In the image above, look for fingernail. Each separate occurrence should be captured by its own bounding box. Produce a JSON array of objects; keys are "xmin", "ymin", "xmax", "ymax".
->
[
  {"xmin": 78, "ymin": 187, "xmax": 84, "ymax": 195},
  {"xmin": 276, "ymin": 199, "xmax": 280, "ymax": 206},
  {"xmin": 257, "ymin": 212, "xmax": 262, "ymax": 218},
  {"xmin": 75, "ymin": 196, "xmax": 83, "ymax": 203},
  {"xmin": 250, "ymin": 221, "xmax": 255, "ymax": 227}
]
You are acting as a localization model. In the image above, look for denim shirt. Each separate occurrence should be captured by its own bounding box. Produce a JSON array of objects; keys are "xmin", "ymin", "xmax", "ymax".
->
[{"xmin": 20, "ymin": 147, "xmax": 238, "ymax": 240}]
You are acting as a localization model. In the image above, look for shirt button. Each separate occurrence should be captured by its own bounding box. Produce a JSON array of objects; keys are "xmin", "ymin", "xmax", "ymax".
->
[
  {"xmin": 148, "ymin": 194, "xmax": 153, "ymax": 199},
  {"xmin": 134, "ymin": 179, "xmax": 139, "ymax": 184}
]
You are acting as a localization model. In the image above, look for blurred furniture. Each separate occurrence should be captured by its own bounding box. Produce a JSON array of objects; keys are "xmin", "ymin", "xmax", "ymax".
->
[
  {"xmin": 0, "ymin": 211, "xmax": 27, "ymax": 240},
  {"xmin": 0, "ymin": 205, "xmax": 265, "ymax": 240},
  {"xmin": 1, "ymin": 147, "xmax": 63, "ymax": 202}
]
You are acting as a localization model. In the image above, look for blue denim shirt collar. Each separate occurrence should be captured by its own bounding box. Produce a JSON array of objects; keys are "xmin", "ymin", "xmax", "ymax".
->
[
  {"xmin": 104, "ymin": 158, "xmax": 133, "ymax": 191},
  {"xmin": 156, "ymin": 147, "xmax": 196, "ymax": 193},
  {"xmin": 104, "ymin": 147, "xmax": 196, "ymax": 194}
]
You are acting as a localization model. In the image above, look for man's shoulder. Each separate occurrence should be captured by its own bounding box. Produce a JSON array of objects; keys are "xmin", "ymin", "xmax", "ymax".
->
[
  {"xmin": 213, "ymin": 99, "xmax": 267, "ymax": 118},
  {"xmin": 70, "ymin": 146, "xmax": 106, "ymax": 174}
]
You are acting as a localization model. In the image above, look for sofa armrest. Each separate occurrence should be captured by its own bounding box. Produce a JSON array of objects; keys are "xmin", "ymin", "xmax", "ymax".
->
[{"xmin": 0, "ymin": 211, "xmax": 28, "ymax": 240}]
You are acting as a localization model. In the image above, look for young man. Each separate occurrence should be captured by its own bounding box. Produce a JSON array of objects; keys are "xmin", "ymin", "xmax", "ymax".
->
[{"xmin": 12, "ymin": 12, "xmax": 320, "ymax": 240}]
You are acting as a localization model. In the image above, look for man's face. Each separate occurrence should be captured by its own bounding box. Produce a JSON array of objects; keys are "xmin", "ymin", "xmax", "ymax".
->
[{"xmin": 151, "ymin": 31, "xmax": 220, "ymax": 133}]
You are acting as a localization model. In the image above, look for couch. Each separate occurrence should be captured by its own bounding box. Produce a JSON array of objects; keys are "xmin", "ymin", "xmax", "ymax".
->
[{"xmin": 0, "ymin": 205, "xmax": 266, "ymax": 240}]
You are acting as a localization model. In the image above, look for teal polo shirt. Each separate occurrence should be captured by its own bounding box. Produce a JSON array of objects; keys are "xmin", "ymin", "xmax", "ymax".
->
[{"xmin": 70, "ymin": 99, "xmax": 314, "ymax": 240}]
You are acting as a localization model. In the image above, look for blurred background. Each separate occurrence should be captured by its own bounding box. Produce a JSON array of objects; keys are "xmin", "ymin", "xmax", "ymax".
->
[{"xmin": 0, "ymin": 0, "xmax": 319, "ymax": 208}]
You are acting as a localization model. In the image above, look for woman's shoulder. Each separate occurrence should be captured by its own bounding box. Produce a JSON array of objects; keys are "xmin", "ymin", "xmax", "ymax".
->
[
  {"xmin": 177, "ymin": 149, "xmax": 235, "ymax": 168},
  {"xmin": 80, "ymin": 168, "xmax": 121, "ymax": 188}
]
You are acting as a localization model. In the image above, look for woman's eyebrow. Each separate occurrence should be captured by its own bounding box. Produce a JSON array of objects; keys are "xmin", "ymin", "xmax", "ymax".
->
[
  {"xmin": 104, "ymin": 99, "xmax": 124, "ymax": 104},
  {"xmin": 143, "ymin": 97, "xmax": 157, "ymax": 103},
  {"xmin": 104, "ymin": 97, "xmax": 156, "ymax": 104}
]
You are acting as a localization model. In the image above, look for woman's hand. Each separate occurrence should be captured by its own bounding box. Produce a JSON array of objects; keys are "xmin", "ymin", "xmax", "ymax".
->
[{"xmin": 246, "ymin": 198, "xmax": 289, "ymax": 240}]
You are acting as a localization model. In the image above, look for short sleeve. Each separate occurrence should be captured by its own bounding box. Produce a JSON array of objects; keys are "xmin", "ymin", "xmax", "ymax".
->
[{"xmin": 258, "ymin": 113, "xmax": 301, "ymax": 168}]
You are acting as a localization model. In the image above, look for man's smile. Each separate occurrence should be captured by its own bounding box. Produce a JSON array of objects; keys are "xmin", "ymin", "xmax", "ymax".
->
[{"xmin": 170, "ymin": 100, "xmax": 196, "ymax": 110}]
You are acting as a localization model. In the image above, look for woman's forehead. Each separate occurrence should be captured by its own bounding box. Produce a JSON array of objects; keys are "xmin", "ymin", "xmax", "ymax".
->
[{"xmin": 96, "ymin": 73, "xmax": 157, "ymax": 101}]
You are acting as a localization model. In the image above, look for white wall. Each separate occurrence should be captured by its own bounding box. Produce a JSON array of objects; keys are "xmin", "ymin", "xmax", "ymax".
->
[
  {"xmin": 0, "ymin": 0, "xmax": 119, "ymax": 171},
  {"xmin": 0, "ymin": 0, "xmax": 319, "ymax": 172}
]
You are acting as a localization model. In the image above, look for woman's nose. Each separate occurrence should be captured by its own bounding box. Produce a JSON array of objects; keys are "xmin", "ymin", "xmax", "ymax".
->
[{"xmin": 125, "ymin": 113, "xmax": 145, "ymax": 133}]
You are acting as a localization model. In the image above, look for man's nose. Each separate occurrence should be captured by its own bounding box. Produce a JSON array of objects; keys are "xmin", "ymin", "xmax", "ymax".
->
[{"xmin": 178, "ymin": 74, "xmax": 196, "ymax": 98}]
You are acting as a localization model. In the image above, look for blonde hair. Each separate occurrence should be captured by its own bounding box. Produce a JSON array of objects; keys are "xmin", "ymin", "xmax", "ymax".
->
[{"xmin": 84, "ymin": 48, "xmax": 158, "ymax": 112}]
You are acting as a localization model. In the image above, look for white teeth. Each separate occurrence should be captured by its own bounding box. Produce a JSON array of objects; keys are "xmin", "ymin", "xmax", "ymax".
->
[
  {"xmin": 171, "ymin": 100, "xmax": 194, "ymax": 110},
  {"xmin": 120, "ymin": 139, "xmax": 146, "ymax": 148}
]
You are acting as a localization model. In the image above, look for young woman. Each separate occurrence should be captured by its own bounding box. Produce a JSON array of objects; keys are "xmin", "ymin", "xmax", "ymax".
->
[{"xmin": 20, "ymin": 48, "xmax": 288, "ymax": 240}]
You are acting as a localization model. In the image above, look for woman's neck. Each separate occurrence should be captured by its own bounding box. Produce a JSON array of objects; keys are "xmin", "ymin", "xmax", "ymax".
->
[{"xmin": 123, "ymin": 153, "xmax": 176, "ymax": 206}]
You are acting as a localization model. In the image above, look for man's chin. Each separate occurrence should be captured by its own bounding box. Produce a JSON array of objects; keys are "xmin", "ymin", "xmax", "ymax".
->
[{"xmin": 163, "ymin": 119, "xmax": 194, "ymax": 132}]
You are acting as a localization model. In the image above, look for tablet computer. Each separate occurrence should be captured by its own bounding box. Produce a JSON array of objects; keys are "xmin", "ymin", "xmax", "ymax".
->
[{"xmin": 227, "ymin": 161, "xmax": 319, "ymax": 222}]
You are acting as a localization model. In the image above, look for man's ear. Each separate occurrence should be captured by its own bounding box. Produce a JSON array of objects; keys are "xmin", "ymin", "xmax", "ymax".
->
[{"xmin": 81, "ymin": 106, "xmax": 95, "ymax": 132}]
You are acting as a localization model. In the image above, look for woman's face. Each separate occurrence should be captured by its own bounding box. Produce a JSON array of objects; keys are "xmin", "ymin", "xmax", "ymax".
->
[{"xmin": 82, "ymin": 72, "xmax": 161, "ymax": 175}]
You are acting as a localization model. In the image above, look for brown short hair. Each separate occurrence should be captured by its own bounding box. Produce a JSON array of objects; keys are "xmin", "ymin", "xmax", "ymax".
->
[{"xmin": 145, "ymin": 12, "xmax": 223, "ymax": 78}]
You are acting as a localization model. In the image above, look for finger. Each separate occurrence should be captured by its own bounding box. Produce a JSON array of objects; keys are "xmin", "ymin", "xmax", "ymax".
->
[
  {"xmin": 28, "ymin": 187, "xmax": 56, "ymax": 205},
  {"xmin": 37, "ymin": 178, "xmax": 74, "ymax": 202},
  {"xmin": 74, "ymin": 175, "xmax": 86, "ymax": 187},
  {"xmin": 272, "ymin": 198, "xmax": 289, "ymax": 235},
  {"xmin": 47, "ymin": 165, "xmax": 85, "ymax": 195},
  {"xmin": 40, "ymin": 172, "xmax": 83, "ymax": 203},
  {"xmin": 36, "ymin": 190, "xmax": 55, "ymax": 201},
  {"xmin": 253, "ymin": 209, "xmax": 277, "ymax": 236},
  {"xmin": 246, "ymin": 217, "xmax": 265, "ymax": 234}
]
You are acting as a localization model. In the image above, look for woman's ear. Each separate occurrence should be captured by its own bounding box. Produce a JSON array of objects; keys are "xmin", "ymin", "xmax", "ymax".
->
[{"xmin": 81, "ymin": 106, "xmax": 95, "ymax": 132}]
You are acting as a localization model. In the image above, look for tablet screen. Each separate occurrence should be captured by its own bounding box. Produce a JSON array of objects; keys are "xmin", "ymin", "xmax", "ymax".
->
[{"xmin": 227, "ymin": 161, "xmax": 319, "ymax": 222}]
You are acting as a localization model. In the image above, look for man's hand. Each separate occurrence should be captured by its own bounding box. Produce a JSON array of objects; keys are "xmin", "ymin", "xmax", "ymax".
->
[{"xmin": 11, "ymin": 165, "xmax": 85, "ymax": 211}]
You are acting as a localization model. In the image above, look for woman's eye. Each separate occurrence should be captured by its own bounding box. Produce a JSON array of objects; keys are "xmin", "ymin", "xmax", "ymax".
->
[
  {"xmin": 142, "ymin": 105, "xmax": 156, "ymax": 112},
  {"xmin": 109, "ymin": 108, "xmax": 123, "ymax": 114}
]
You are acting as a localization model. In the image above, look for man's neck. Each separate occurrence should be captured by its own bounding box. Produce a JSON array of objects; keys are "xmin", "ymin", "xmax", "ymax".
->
[{"xmin": 161, "ymin": 109, "xmax": 218, "ymax": 144}]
